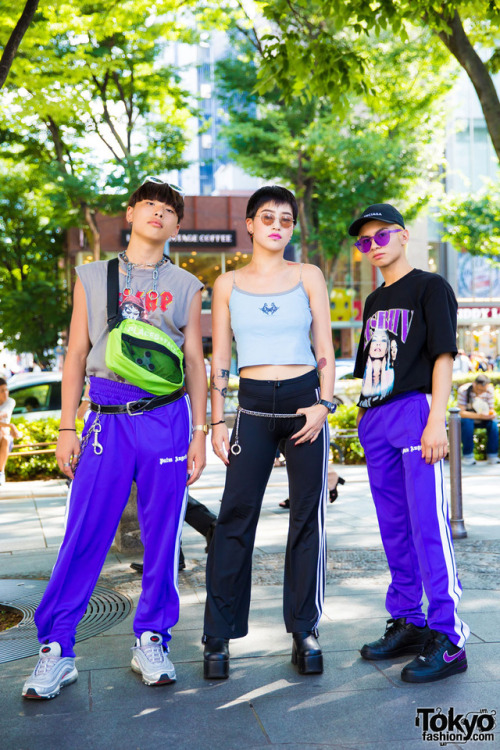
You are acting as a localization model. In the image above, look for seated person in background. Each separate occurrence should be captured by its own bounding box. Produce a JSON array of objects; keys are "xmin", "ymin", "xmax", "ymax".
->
[
  {"xmin": 24, "ymin": 396, "xmax": 40, "ymax": 413},
  {"xmin": 0, "ymin": 378, "xmax": 21, "ymax": 485},
  {"xmin": 457, "ymin": 374, "xmax": 499, "ymax": 465}
]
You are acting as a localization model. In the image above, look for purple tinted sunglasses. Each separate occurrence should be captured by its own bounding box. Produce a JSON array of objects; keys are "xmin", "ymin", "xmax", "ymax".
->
[{"xmin": 354, "ymin": 228, "xmax": 402, "ymax": 254}]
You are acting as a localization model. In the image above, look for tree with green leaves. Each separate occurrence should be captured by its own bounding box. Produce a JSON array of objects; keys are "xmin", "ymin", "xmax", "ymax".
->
[
  {"xmin": 0, "ymin": 0, "xmax": 193, "ymax": 259},
  {"xmin": 0, "ymin": 0, "xmax": 39, "ymax": 89},
  {"xmin": 252, "ymin": 0, "xmax": 500, "ymax": 163},
  {"xmin": 0, "ymin": 170, "xmax": 71, "ymax": 366},
  {"xmin": 437, "ymin": 183, "xmax": 500, "ymax": 258},
  {"xmin": 0, "ymin": 0, "xmax": 222, "ymax": 358},
  {"xmin": 216, "ymin": 28, "xmax": 454, "ymax": 284}
]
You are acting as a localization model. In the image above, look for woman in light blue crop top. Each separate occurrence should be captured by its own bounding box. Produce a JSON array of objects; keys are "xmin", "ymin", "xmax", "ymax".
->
[{"xmin": 202, "ymin": 185, "xmax": 336, "ymax": 680}]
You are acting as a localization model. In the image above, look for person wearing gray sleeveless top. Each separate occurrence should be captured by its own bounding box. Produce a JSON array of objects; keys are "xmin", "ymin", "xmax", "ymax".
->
[
  {"xmin": 22, "ymin": 179, "xmax": 207, "ymax": 701},
  {"xmin": 202, "ymin": 185, "xmax": 337, "ymax": 679}
]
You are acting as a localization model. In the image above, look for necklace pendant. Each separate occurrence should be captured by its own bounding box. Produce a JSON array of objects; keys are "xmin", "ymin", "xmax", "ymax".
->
[{"xmin": 146, "ymin": 289, "xmax": 159, "ymax": 303}]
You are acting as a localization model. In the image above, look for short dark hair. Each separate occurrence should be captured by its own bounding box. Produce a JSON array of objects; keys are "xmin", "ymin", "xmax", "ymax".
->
[
  {"xmin": 475, "ymin": 374, "xmax": 490, "ymax": 385},
  {"xmin": 128, "ymin": 181, "xmax": 184, "ymax": 221},
  {"xmin": 246, "ymin": 185, "xmax": 298, "ymax": 223},
  {"xmin": 0, "ymin": 378, "xmax": 7, "ymax": 387}
]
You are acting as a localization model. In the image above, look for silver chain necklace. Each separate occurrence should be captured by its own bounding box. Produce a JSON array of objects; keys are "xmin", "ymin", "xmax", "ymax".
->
[{"xmin": 119, "ymin": 251, "xmax": 169, "ymax": 303}]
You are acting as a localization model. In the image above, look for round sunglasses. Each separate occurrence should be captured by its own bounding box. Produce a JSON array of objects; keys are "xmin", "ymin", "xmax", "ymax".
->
[
  {"xmin": 354, "ymin": 228, "xmax": 402, "ymax": 254},
  {"xmin": 255, "ymin": 211, "xmax": 296, "ymax": 229}
]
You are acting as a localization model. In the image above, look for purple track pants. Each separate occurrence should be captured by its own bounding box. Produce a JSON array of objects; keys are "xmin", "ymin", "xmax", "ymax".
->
[
  {"xmin": 34, "ymin": 377, "xmax": 191, "ymax": 656},
  {"xmin": 358, "ymin": 391, "xmax": 469, "ymax": 648}
]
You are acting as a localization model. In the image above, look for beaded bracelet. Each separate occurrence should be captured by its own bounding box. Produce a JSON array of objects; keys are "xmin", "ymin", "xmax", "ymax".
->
[{"xmin": 210, "ymin": 420, "xmax": 226, "ymax": 426}]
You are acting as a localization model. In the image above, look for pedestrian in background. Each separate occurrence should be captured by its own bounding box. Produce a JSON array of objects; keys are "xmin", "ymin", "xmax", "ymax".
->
[{"xmin": 0, "ymin": 377, "xmax": 20, "ymax": 485}]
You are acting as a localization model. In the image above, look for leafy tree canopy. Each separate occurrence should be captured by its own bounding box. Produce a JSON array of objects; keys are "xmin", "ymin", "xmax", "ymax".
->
[
  {"xmin": 0, "ymin": 0, "xmax": 196, "ymax": 226},
  {"xmin": 216, "ymin": 26, "xmax": 455, "ymax": 279},
  {"xmin": 437, "ymin": 183, "xmax": 500, "ymax": 258},
  {"xmin": 234, "ymin": 0, "xmax": 500, "ymax": 163},
  {"xmin": 0, "ymin": 167, "xmax": 70, "ymax": 364}
]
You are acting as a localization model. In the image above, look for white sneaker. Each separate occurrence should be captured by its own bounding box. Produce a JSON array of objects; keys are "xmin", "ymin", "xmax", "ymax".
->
[
  {"xmin": 462, "ymin": 455, "xmax": 476, "ymax": 466},
  {"xmin": 0, "ymin": 470, "xmax": 5, "ymax": 485},
  {"xmin": 131, "ymin": 631, "xmax": 176, "ymax": 686},
  {"xmin": 22, "ymin": 642, "xmax": 78, "ymax": 699},
  {"xmin": 487, "ymin": 455, "xmax": 500, "ymax": 465}
]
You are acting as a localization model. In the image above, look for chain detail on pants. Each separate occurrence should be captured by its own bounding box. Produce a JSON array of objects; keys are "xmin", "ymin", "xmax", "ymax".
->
[
  {"xmin": 231, "ymin": 405, "xmax": 302, "ymax": 455},
  {"xmin": 204, "ymin": 370, "xmax": 329, "ymax": 639}
]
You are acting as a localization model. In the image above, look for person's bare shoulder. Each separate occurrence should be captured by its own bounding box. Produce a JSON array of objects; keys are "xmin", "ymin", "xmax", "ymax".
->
[
  {"xmin": 301, "ymin": 263, "xmax": 327, "ymax": 293},
  {"xmin": 213, "ymin": 271, "xmax": 233, "ymax": 301}
]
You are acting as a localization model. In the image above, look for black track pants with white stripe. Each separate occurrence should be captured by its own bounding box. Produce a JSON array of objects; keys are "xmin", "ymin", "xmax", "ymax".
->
[{"xmin": 204, "ymin": 370, "xmax": 329, "ymax": 639}]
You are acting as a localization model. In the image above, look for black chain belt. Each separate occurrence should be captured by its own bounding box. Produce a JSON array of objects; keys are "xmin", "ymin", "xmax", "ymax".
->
[{"xmin": 89, "ymin": 387, "xmax": 185, "ymax": 416}]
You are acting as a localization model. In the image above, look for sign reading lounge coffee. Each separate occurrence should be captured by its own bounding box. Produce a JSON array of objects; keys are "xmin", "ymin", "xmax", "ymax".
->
[
  {"xmin": 170, "ymin": 230, "xmax": 236, "ymax": 247},
  {"xmin": 121, "ymin": 229, "xmax": 236, "ymax": 248}
]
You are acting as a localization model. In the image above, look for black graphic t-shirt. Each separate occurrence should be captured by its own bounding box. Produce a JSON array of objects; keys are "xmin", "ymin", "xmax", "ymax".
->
[{"xmin": 353, "ymin": 269, "xmax": 457, "ymax": 408}]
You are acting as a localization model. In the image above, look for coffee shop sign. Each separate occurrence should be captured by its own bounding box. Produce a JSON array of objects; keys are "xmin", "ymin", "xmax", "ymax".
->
[
  {"xmin": 121, "ymin": 229, "xmax": 236, "ymax": 248},
  {"xmin": 170, "ymin": 230, "xmax": 236, "ymax": 247},
  {"xmin": 458, "ymin": 307, "xmax": 500, "ymax": 320}
]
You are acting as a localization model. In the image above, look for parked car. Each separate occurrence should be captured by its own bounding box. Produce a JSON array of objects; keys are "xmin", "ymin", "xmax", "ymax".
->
[{"xmin": 8, "ymin": 372, "xmax": 62, "ymax": 421}]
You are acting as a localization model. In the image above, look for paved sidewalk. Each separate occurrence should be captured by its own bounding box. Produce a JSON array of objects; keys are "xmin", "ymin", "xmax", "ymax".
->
[{"xmin": 0, "ymin": 452, "xmax": 499, "ymax": 750}]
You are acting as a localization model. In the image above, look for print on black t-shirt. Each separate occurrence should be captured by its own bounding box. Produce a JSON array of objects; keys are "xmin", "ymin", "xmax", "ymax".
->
[
  {"xmin": 354, "ymin": 269, "xmax": 458, "ymax": 409},
  {"xmin": 360, "ymin": 308, "xmax": 414, "ymax": 405}
]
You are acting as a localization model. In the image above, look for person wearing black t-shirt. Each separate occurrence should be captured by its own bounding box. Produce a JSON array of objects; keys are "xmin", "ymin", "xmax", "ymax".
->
[{"xmin": 349, "ymin": 204, "xmax": 469, "ymax": 684}]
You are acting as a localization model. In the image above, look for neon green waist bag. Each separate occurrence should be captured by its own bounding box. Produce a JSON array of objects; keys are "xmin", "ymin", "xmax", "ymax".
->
[{"xmin": 104, "ymin": 258, "xmax": 184, "ymax": 395}]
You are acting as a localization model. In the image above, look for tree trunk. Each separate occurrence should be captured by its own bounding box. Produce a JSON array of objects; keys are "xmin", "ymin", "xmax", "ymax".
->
[
  {"xmin": 437, "ymin": 10, "xmax": 500, "ymax": 163},
  {"xmin": 296, "ymin": 163, "xmax": 317, "ymax": 263},
  {"xmin": 0, "ymin": 0, "xmax": 40, "ymax": 89},
  {"xmin": 296, "ymin": 193, "xmax": 310, "ymax": 263},
  {"xmin": 84, "ymin": 205, "xmax": 101, "ymax": 261}
]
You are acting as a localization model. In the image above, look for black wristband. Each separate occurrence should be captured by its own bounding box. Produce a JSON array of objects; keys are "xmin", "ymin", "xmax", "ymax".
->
[
  {"xmin": 58, "ymin": 428, "xmax": 77, "ymax": 432},
  {"xmin": 210, "ymin": 420, "xmax": 226, "ymax": 426}
]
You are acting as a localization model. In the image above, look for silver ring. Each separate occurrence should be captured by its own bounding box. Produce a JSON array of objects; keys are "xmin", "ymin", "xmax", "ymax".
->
[{"xmin": 63, "ymin": 462, "xmax": 71, "ymax": 467}]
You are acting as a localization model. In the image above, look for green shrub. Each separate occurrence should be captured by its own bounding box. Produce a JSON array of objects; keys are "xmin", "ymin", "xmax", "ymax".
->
[
  {"xmin": 7, "ymin": 417, "xmax": 83, "ymax": 482},
  {"xmin": 471, "ymin": 427, "xmax": 490, "ymax": 461},
  {"xmin": 328, "ymin": 404, "xmax": 365, "ymax": 464},
  {"xmin": 7, "ymin": 417, "xmax": 60, "ymax": 481}
]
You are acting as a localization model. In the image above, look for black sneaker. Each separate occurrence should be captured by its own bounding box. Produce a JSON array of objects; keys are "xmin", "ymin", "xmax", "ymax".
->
[
  {"xmin": 401, "ymin": 630, "xmax": 467, "ymax": 683},
  {"xmin": 361, "ymin": 618, "xmax": 430, "ymax": 661}
]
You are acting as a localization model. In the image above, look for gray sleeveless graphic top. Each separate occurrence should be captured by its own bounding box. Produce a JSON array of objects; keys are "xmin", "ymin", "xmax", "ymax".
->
[{"xmin": 76, "ymin": 258, "xmax": 203, "ymax": 381}]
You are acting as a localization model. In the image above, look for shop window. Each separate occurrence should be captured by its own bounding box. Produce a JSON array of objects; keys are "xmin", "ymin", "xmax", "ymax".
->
[
  {"xmin": 178, "ymin": 252, "xmax": 222, "ymax": 306},
  {"xmin": 225, "ymin": 251, "xmax": 250, "ymax": 274},
  {"xmin": 177, "ymin": 250, "xmax": 254, "ymax": 308}
]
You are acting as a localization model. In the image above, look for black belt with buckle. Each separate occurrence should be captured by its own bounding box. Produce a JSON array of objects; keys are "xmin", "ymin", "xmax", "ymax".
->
[{"xmin": 90, "ymin": 387, "xmax": 185, "ymax": 416}]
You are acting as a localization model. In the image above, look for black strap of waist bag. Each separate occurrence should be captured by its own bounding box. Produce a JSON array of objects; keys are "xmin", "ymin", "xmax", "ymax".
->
[{"xmin": 107, "ymin": 257, "xmax": 120, "ymax": 332}]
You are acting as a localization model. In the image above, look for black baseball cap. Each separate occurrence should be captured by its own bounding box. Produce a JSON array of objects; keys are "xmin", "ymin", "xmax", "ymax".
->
[{"xmin": 348, "ymin": 203, "xmax": 405, "ymax": 237}]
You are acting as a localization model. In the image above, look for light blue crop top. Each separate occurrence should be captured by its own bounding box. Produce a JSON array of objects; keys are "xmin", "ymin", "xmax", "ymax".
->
[{"xmin": 229, "ymin": 268, "xmax": 317, "ymax": 371}]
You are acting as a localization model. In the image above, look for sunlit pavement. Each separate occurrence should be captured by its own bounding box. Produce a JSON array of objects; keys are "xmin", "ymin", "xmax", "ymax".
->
[{"xmin": 0, "ymin": 451, "xmax": 498, "ymax": 750}]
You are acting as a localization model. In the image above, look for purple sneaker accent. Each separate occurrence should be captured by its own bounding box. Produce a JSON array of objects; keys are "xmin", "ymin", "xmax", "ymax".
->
[
  {"xmin": 401, "ymin": 630, "xmax": 468, "ymax": 683},
  {"xmin": 443, "ymin": 647, "xmax": 465, "ymax": 663}
]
